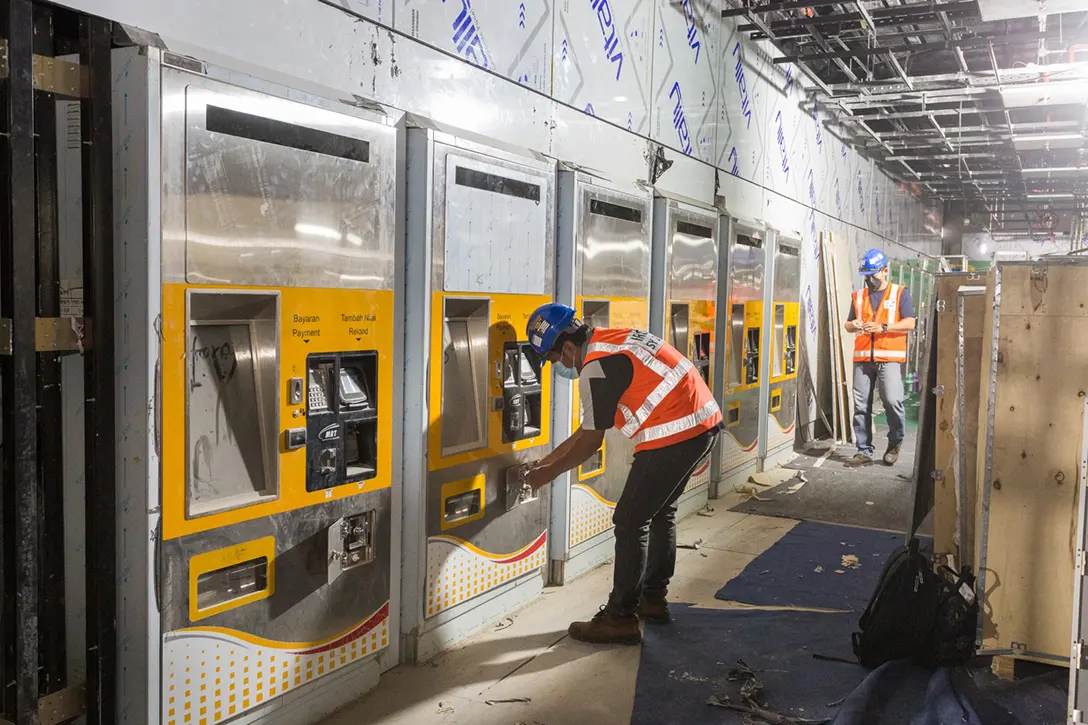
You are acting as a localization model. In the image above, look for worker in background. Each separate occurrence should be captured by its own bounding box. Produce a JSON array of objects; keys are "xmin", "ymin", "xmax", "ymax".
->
[
  {"xmin": 523, "ymin": 303, "xmax": 723, "ymax": 645},
  {"xmin": 843, "ymin": 249, "xmax": 916, "ymax": 467}
]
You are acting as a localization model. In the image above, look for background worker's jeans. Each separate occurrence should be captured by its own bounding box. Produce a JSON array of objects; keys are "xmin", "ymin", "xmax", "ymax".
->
[
  {"xmin": 605, "ymin": 427, "xmax": 720, "ymax": 617},
  {"xmin": 852, "ymin": 361, "xmax": 906, "ymax": 457}
]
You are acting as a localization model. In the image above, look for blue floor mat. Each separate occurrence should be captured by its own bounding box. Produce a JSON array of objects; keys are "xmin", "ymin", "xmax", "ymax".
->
[
  {"xmin": 714, "ymin": 520, "xmax": 926, "ymax": 611},
  {"xmin": 631, "ymin": 606, "xmax": 864, "ymax": 725},
  {"xmin": 632, "ymin": 605, "xmax": 1067, "ymax": 725}
]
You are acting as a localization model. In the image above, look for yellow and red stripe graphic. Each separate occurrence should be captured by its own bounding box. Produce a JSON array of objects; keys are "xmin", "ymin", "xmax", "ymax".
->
[
  {"xmin": 163, "ymin": 603, "xmax": 389, "ymax": 725},
  {"xmin": 426, "ymin": 531, "xmax": 548, "ymax": 617}
]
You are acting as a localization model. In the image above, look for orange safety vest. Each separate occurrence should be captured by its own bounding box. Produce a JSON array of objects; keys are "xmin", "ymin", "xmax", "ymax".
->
[
  {"xmin": 583, "ymin": 328, "xmax": 722, "ymax": 452},
  {"xmin": 852, "ymin": 284, "xmax": 908, "ymax": 363}
]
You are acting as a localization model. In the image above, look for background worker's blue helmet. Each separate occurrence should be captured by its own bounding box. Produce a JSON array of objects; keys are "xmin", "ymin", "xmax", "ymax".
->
[
  {"xmin": 858, "ymin": 248, "xmax": 888, "ymax": 276},
  {"xmin": 527, "ymin": 303, "xmax": 578, "ymax": 356}
]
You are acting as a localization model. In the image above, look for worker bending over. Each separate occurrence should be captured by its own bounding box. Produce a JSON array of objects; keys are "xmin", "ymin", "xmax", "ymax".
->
[
  {"xmin": 843, "ymin": 249, "xmax": 916, "ymax": 467},
  {"xmin": 524, "ymin": 303, "xmax": 723, "ymax": 645}
]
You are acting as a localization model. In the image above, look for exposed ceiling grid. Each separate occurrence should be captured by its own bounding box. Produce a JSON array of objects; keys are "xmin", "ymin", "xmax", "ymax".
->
[{"xmin": 723, "ymin": 0, "xmax": 1088, "ymax": 233}]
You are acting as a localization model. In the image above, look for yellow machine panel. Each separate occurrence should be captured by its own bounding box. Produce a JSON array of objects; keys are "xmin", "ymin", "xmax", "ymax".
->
[{"xmin": 159, "ymin": 284, "xmax": 396, "ymax": 541}]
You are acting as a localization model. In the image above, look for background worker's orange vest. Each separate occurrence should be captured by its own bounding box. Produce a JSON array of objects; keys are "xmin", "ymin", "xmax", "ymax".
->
[
  {"xmin": 583, "ymin": 328, "xmax": 722, "ymax": 452},
  {"xmin": 852, "ymin": 284, "xmax": 908, "ymax": 363}
]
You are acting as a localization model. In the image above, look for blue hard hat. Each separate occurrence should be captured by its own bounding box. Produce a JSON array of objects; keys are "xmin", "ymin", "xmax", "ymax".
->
[
  {"xmin": 858, "ymin": 248, "xmax": 888, "ymax": 276},
  {"xmin": 526, "ymin": 303, "xmax": 578, "ymax": 356}
]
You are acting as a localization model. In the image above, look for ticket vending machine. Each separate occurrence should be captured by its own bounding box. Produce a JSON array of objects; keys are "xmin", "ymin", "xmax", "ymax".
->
[
  {"xmin": 759, "ymin": 233, "xmax": 801, "ymax": 470},
  {"xmin": 113, "ymin": 49, "xmax": 402, "ymax": 725},
  {"xmin": 711, "ymin": 220, "xmax": 768, "ymax": 489},
  {"xmin": 400, "ymin": 127, "xmax": 556, "ymax": 662},
  {"xmin": 650, "ymin": 198, "xmax": 719, "ymax": 517},
  {"xmin": 550, "ymin": 171, "xmax": 652, "ymax": 583}
]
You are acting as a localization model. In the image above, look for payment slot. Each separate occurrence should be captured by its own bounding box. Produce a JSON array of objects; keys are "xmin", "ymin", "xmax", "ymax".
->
[
  {"xmin": 112, "ymin": 51, "xmax": 402, "ymax": 725},
  {"xmin": 713, "ymin": 222, "xmax": 769, "ymax": 490},
  {"xmin": 400, "ymin": 128, "xmax": 556, "ymax": 662},
  {"xmin": 650, "ymin": 198, "xmax": 719, "ymax": 517},
  {"xmin": 551, "ymin": 171, "xmax": 652, "ymax": 583},
  {"xmin": 759, "ymin": 234, "xmax": 802, "ymax": 469}
]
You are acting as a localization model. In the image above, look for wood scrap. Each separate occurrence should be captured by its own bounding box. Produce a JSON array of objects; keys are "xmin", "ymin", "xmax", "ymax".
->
[
  {"xmin": 841, "ymin": 555, "xmax": 860, "ymax": 569},
  {"xmin": 706, "ymin": 696, "xmax": 831, "ymax": 725}
]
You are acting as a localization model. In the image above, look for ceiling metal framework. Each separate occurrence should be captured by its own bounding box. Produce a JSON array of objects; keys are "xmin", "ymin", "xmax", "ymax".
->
[{"xmin": 722, "ymin": 0, "xmax": 1088, "ymax": 235}]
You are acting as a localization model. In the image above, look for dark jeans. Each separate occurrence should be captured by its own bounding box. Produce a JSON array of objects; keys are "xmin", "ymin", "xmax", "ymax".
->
[{"xmin": 605, "ymin": 426, "xmax": 721, "ymax": 617}]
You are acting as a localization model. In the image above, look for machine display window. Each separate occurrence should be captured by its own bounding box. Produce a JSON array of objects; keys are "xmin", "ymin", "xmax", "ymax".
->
[
  {"xmin": 677, "ymin": 221, "xmax": 713, "ymax": 240},
  {"xmin": 589, "ymin": 199, "xmax": 643, "ymax": 224},
  {"xmin": 186, "ymin": 291, "xmax": 280, "ymax": 518},
  {"xmin": 773, "ymin": 304, "xmax": 786, "ymax": 378},
  {"xmin": 205, "ymin": 104, "xmax": 371, "ymax": 163},
  {"xmin": 441, "ymin": 298, "xmax": 490, "ymax": 456},
  {"xmin": 339, "ymin": 363, "xmax": 375, "ymax": 411},
  {"xmin": 736, "ymin": 232, "xmax": 763, "ymax": 248}
]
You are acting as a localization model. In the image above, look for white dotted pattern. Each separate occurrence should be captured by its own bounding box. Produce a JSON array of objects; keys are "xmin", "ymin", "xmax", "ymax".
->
[
  {"xmin": 766, "ymin": 413, "xmax": 796, "ymax": 451},
  {"xmin": 425, "ymin": 532, "xmax": 547, "ymax": 618},
  {"xmin": 686, "ymin": 458, "xmax": 712, "ymax": 492},
  {"xmin": 570, "ymin": 484, "xmax": 617, "ymax": 547},
  {"xmin": 720, "ymin": 429, "xmax": 759, "ymax": 473},
  {"xmin": 162, "ymin": 605, "xmax": 389, "ymax": 725}
]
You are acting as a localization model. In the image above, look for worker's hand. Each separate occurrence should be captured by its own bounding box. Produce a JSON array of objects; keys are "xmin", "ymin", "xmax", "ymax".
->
[
  {"xmin": 526, "ymin": 464, "xmax": 552, "ymax": 491},
  {"xmin": 862, "ymin": 321, "xmax": 882, "ymax": 334}
]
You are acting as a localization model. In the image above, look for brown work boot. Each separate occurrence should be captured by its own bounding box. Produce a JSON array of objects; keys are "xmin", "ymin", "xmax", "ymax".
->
[
  {"xmin": 845, "ymin": 453, "xmax": 873, "ymax": 468},
  {"xmin": 637, "ymin": 597, "xmax": 671, "ymax": 625},
  {"xmin": 883, "ymin": 444, "xmax": 901, "ymax": 466},
  {"xmin": 568, "ymin": 609, "xmax": 642, "ymax": 645}
]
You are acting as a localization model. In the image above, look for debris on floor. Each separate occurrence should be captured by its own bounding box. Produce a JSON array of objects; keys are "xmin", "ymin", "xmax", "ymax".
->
[
  {"xmin": 678, "ymin": 538, "xmax": 703, "ymax": 550},
  {"xmin": 840, "ymin": 555, "xmax": 860, "ymax": 569},
  {"xmin": 783, "ymin": 473, "xmax": 809, "ymax": 496},
  {"xmin": 697, "ymin": 505, "xmax": 716, "ymax": 517},
  {"xmin": 708, "ymin": 659, "xmax": 831, "ymax": 725},
  {"xmin": 746, "ymin": 469, "xmax": 797, "ymax": 488},
  {"xmin": 484, "ymin": 697, "xmax": 531, "ymax": 705},
  {"xmin": 814, "ymin": 565, "xmax": 824, "ymax": 573}
]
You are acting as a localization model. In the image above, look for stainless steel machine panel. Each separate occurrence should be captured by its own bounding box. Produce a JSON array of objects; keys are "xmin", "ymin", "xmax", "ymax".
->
[
  {"xmin": 431, "ymin": 142, "xmax": 555, "ymax": 295},
  {"xmin": 766, "ymin": 238, "xmax": 801, "ymax": 455},
  {"xmin": 667, "ymin": 211, "xmax": 717, "ymax": 303},
  {"xmin": 163, "ymin": 71, "xmax": 398, "ymax": 289},
  {"xmin": 579, "ymin": 188, "xmax": 651, "ymax": 299},
  {"xmin": 440, "ymin": 297, "xmax": 491, "ymax": 456},
  {"xmin": 718, "ymin": 224, "xmax": 766, "ymax": 476}
]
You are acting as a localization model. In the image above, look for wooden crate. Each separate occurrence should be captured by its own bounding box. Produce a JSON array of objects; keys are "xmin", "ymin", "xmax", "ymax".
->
[
  {"xmin": 932, "ymin": 274, "xmax": 986, "ymax": 569},
  {"xmin": 974, "ymin": 260, "xmax": 1088, "ymax": 664}
]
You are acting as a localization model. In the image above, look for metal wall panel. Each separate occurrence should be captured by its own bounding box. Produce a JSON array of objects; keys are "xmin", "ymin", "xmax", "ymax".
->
[
  {"xmin": 395, "ymin": 0, "xmax": 552, "ymax": 93},
  {"xmin": 326, "ymin": 0, "xmax": 390, "ymax": 25},
  {"xmin": 650, "ymin": 0, "xmax": 719, "ymax": 163},
  {"xmin": 552, "ymin": 0, "xmax": 655, "ymax": 135}
]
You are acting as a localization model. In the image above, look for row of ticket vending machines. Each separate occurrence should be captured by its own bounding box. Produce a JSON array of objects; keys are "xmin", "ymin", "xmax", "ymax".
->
[{"xmin": 110, "ymin": 48, "xmax": 803, "ymax": 725}]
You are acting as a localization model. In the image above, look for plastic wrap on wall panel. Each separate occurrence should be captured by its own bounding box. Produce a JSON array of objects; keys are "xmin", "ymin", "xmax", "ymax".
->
[
  {"xmin": 762, "ymin": 61, "xmax": 810, "ymax": 202},
  {"xmin": 649, "ymin": 0, "xmax": 720, "ymax": 163},
  {"xmin": 552, "ymin": 0, "xmax": 655, "ymax": 134},
  {"xmin": 716, "ymin": 21, "xmax": 765, "ymax": 184},
  {"xmin": 327, "ymin": 0, "xmax": 391, "ymax": 25},
  {"xmin": 396, "ymin": 0, "xmax": 552, "ymax": 93}
]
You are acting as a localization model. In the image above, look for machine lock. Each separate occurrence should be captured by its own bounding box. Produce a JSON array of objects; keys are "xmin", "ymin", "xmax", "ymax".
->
[
  {"xmin": 327, "ymin": 509, "xmax": 376, "ymax": 584},
  {"xmin": 504, "ymin": 463, "xmax": 539, "ymax": 512}
]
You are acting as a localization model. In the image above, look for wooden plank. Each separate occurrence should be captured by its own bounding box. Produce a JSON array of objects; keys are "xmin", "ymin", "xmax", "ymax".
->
[
  {"xmin": 933, "ymin": 274, "xmax": 969, "ymax": 563},
  {"xmin": 958, "ymin": 291, "xmax": 985, "ymax": 571},
  {"xmin": 976, "ymin": 262, "xmax": 1087, "ymax": 661},
  {"xmin": 828, "ymin": 236, "xmax": 854, "ymax": 442}
]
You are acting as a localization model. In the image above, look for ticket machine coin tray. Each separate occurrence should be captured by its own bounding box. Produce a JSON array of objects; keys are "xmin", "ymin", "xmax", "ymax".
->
[
  {"xmin": 504, "ymin": 464, "xmax": 538, "ymax": 511},
  {"xmin": 303, "ymin": 351, "xmax": 379, "ymax": 492}
]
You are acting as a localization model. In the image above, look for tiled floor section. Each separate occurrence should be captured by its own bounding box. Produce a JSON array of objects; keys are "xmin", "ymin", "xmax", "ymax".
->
[{"xmin": 323, "ymin": 495, "xmax": 795, "ymax": 725}]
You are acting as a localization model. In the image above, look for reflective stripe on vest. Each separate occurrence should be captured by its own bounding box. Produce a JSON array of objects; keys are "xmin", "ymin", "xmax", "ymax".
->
[
  {"xmin": 852, "ymin": 284, "xmax": 908, "ymax": 363},
  {"xmin": 584, "ymin": 328, "xmax": 722, "ymax": 451}
]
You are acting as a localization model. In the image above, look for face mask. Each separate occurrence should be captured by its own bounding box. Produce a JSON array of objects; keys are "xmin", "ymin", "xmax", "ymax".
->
[
  {"xmin": 865, "ymin": 275, "xmax": 882, "ymax": 289},
  {"xmin": 554, "ymin": 347, "xmax": 579, "ymax": 380}
]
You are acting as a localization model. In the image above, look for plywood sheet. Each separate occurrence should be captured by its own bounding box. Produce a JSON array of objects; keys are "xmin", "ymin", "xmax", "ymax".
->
[
  {"xmin": 933, "ymin": 274, "xmax": 970, "ymax": 561},
  {"xmin": 958, "ymin": 292, "xmax": 985, "ymax": 570},
  {"xmin": 975, "ymin": 262, "xmax": 1088, "ymax": 660}
]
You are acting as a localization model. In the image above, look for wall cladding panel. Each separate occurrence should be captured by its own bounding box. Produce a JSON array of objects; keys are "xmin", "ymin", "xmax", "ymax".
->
[
  {"xmin": 396, "ymin": 0, "xmax": 552, "ymax": 93},
  {"xmin": 552, "ymin": 0, "xmax": 655, "ymax": 134},
  {"xmin": 328, "ymin": 0, "xmax": 392, "ymax": 25},
  {"xmin": 650, "ymin": 0, "xmax": 719, "ymax": 163},
  {"xmin": 716, "ymin": 18, "xmax": 765, "ymax": 186}
]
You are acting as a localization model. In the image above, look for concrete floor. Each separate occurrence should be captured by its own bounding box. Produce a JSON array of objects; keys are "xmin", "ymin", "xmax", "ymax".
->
[{"xmin": 324, "ymin": 494, "xmax": 795, "ymax": 725}]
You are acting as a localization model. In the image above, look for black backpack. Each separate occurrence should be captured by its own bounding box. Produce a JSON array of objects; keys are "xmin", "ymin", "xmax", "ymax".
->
[
  {"xmin": 922, "ymin": 564, "xmax": 978, "ymax": 668},
  {"xmin": 852, "ymin": 538, "xmax": 940, "ymax": 668}
]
